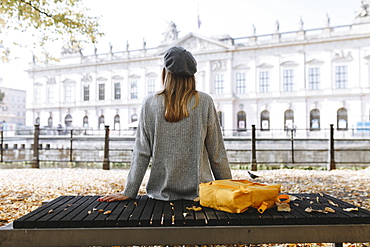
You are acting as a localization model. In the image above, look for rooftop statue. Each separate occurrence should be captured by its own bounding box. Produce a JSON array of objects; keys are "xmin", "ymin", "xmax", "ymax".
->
[
  {"xmin": 356, "ymin": 0, "xmax": 370, "ymax": 18},
  {"xmin": 61, "ymin": 38, "xmax": 82, "ymax": 55},
  {"xmin": 162, "ymin": 21, "xmax": 179, "ymax": 44}
]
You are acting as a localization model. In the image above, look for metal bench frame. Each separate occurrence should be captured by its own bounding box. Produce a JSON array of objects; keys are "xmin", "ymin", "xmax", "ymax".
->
[{"xmin": 1, "ymin": 222, "xmax": 370, "ymax": 246}]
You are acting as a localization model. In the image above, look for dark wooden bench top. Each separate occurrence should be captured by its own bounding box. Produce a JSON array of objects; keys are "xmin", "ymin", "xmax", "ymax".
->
[
  {"xmin": 12, "ymin": 193, "xmax": 370, "ymax": 228},
  {"xmin": 1, "ymin": 193, "xmax": 370, "ymax": 247}
]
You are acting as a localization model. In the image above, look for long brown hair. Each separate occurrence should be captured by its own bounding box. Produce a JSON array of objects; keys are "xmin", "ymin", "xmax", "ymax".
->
[{"xmin": 157, "ymin": 68, "xmax": 199, "ymax": 122}]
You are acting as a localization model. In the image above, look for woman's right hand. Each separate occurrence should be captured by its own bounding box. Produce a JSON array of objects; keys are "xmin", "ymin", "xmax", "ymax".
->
[{"xmin": 97, "ymin": 193, "xmax": 131, "ymax": 202}]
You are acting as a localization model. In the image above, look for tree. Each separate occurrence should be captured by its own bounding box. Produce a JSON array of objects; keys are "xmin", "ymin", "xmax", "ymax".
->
[{"xmin": 0, "ymin": 0, "xmax": 104, "ymax": 61}]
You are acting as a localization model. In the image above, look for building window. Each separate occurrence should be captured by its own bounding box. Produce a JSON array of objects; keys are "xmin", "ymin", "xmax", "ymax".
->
[
  {"xmin": 99, "ymin": 115, "xmax": 105, "ymax": 129},
  {"xmin": 114, "ymin": 114, "xmax": 120, "ymax": 130},
  {"xmin": 99, "ymin": 84, "xmax": 105, "ymax": 100},
  {"xmin": 335, "ymin": 65, "xmax": 347, "ymax": 89},
  {"xmin": 237, "ymin": 111, "xmax": 246, "ymax": 130},
  {"xmin": 131, "ymin": 113, "xmax": 138, "ymax": 123},
  {"xmin": 65, "ymin": 114, "xmax": 72, "ymax": 128},
  {"xmin": 284, "ymin": 109, "xmax": 294, "ymax": 129},
  {"xmin": 214, "ymin": 74, "xmax": 224, "ymax": 94},
  {"xmin": 310, "ymin": 109, "xmax": 320, "ymax": 130},
  {"xmin": 83, "ymin": 85, "xmax": 89, "ymax": 101},
  {"xmin": 261, "ymin": 110, "xmax": 270, "ymax": 131},
  {"xmin": 259, "ymin": 71, "xmax": 269, "ymax": 93},
  {"xmin": 283, "ymin": 69, "xmax": 294, "ymax": 92},
  {"xmin": 83, "ymin": 116, "xmax": 89, "ymax": 127},
  {"xmin": 147, "ymin": 79, "xmax": 156, "ymax": 95},
  {"xmin": 308, "ymin": 68, "xmax": 320, "ymax": 90},
  {"xmin": 47, "ymin": 86, "xmax": 54, "ymax": 103},
  {"xmin": 337, "ymin": 107, "xmax": 348, "ymax": 130},
  {"xmin": 65, "ymin": 85, "xmax": 72, "ymax": 102},
  {"xmin": 114, "ymin": 82, "xmax": 121, "ymax": 100},
  {"xmin": 34, "ymin": 87, "xmax": 41, "ymax": 104},
  {"xmin": 236, "ymin": 73, "xmax": 246, "ymax": 94},
  {"xmin": 130, "ymin": 81, "xmax": 138, "ymax": 99}
]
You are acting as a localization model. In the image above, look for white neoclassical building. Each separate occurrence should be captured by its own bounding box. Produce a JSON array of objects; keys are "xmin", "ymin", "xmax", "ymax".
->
[{"xmin": 26, "ymin": 8, "xmax": 370, "ymax": 137}]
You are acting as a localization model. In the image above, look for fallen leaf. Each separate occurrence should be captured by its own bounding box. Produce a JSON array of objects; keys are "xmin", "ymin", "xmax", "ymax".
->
[
  {"xmin": 289, "ymin": 195, "xmax": 298, "ymax": 201},
  {"xmin": 328, "ymin": 199, "xmax": 338, "ymax": 207},
  {"xmin": 186, "ymin": 206, "xmax": 202, "ymax": 211},
  {"xmin": 343, "ymin": 207, "xmax": 358, "ymax": 212},
  {"xmin": 276, "ymin": 202, "xmax": 291, "ymax": 212},
  {"xmin": 325, "ymin": 207, "xmax": 335, "ymax": 213},
  {"xmin": 47, "ymin": 209, "xmax": 53, "ymax": 214},
  {"xmin": 103, "ymin": 210, "xmax": 112, "ymax": 215}
]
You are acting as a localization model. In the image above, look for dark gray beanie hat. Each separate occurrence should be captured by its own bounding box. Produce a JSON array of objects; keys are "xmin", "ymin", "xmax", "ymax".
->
[{"xmin": 164, "ymin": 46, "xmax": 197, "ymax": 76}]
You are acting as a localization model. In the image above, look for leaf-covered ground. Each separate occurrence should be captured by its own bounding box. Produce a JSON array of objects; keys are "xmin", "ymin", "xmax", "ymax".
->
[{"xmin": 0, "ymin": 168, "xmax": 369, "ymax": 247}]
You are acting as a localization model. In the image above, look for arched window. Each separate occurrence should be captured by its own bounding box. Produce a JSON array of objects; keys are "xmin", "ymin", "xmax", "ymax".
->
[
  {"xmin": 114, "ymin": 114, "xmax": 120, "ymax": 130},
  {"xmin": 261, "ymin": 110, "xmax": 270, "ymax": 131},
  {"xmin": 65, "ymin": 114, "xmax": 72, "ymax": 128},
  {"xmin": 131, "ymin": 114, "xmax": 138, "ymax": 123},
  {"xmin": 337, "ymin": 108, "xmax": 348, "ymax": 130},
  {"xmin": 99, "ymin": 115, "xmax": 105, "ymax": 129},
  {"xmin": 284, "ymin": 109, "xmax": 294, "ymax": 130},
  {"xmin": 47, "ymin": 117, "xmax": 53, "ymax": 127},
  {"xmin": 217, "ymin": 111, "xmax": 223, "ymax": 128},
  {"xmin": 83, "ymin": 116, "xmax": 89, "ymax": 127},
  {"xmin": 237, "ymin": 111, "xmax": 246, "ymax": 130},
  {"xmin": 310, "ymin": 109, "xmax": 320, "ymax": 130}
]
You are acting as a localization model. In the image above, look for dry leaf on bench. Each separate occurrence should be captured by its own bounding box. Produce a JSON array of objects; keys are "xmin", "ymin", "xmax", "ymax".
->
[
  {"xmin": 276, "ymin": 202, "xmax": 291, "ymax": 212},
  {"xmin": 343, "ymin": 207, "xmax": 358, "ymax": 212},
  {"xmin": 186, "ymin": 206, "xmax": 202, "ymax": 211}
]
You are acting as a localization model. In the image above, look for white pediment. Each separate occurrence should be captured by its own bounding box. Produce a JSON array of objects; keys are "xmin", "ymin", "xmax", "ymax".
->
[
  {"xmin": 234, "ymin": 64, "xmax": 250, "ymax": 69},
  {"xmin": 332, "ymin": 51, "xmax": 353, "ymax": 63},
  {"xmin": 62, "ymin": 78, "xmax": 76, "ymax": 84},
  {"xmin": 146, "ymin": 72, "xmax": 157, "ymax": 77},
  {"xmin": 129, "ymin": 74, "xmax": 141, "ymax": 79},
  {"xmin": 306, "ymin": 59, "xmax": 325, "ymax": 65},
  {"xmin": 97, "ymin": 77, "xmax": 107, "ymax": 82},
  {"xmin": 156, "ymin": 33, "xmax": 235, "ymax": 55},
  {"xmin": 112, "ymin": 75, "xmax": 124, "ymax": 80},
  {"xmin": 281, "ymin": 61, "xmax": 299, "ymax": 67},
  {"xmin": 257, "ymin": 63, "xmax": 273, "ymax": 69}
]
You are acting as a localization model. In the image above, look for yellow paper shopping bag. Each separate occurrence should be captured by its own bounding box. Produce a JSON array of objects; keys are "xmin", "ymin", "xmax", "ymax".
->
[{"xmin": 199, "ymin": 179, "xmax": 281, "ymax": 214}]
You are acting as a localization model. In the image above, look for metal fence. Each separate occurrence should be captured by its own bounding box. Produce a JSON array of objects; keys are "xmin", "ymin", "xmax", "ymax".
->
[{"xmin": 1, "ymin": 124, "xmax": 369, "ymax": 170}]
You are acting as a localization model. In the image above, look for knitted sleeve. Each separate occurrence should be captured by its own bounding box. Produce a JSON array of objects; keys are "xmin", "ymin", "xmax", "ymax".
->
[
  {"xmin": 205, "ymin": 97, "xmax": 232, "ymax": 180},
  {"xmin": 122, "ymin": 98, "xmax": 152, "ymax": 198}
]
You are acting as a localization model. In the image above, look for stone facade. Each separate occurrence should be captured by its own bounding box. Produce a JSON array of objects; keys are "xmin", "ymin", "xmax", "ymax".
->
[
  {"xmin": 0, "ymin": 87, "xmax": 26, "ymax": 127},
  {"xmin": 26, "ymin": 14, "xmax": 370, "ymax": 137}
]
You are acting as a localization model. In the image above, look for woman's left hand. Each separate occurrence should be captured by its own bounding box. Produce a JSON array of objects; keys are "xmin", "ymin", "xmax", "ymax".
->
[{"xmin": 97, "ymin": 193, "xmax": 131, "ymax": 202}]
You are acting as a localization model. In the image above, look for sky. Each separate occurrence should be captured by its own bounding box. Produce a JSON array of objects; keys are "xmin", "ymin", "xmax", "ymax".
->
[{"xmin": 0, "ymin": 0, "xmax": 362, "ymax": 89}]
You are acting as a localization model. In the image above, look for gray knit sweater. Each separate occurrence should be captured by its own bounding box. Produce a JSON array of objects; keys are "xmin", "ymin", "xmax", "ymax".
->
[{"xmin": 122, "ymin": 91, "xmax": 232, "ymax": 201}]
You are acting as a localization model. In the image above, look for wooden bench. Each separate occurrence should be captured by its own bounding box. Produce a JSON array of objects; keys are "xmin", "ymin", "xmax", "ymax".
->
[{"xmin": 1, "ymin": 193, "xmax": 370, "ymax": 247}]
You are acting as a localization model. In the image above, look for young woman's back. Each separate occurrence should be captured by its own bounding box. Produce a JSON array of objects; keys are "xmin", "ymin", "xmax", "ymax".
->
[{"xmin": 123, "ymin": 91, "xmax": 231, "ymax": 200}]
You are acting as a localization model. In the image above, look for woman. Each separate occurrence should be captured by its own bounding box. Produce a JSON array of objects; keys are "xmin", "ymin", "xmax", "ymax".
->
[{"xmin": 98, "ymin": 46, "xmax": 232, "ymax": 202}]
